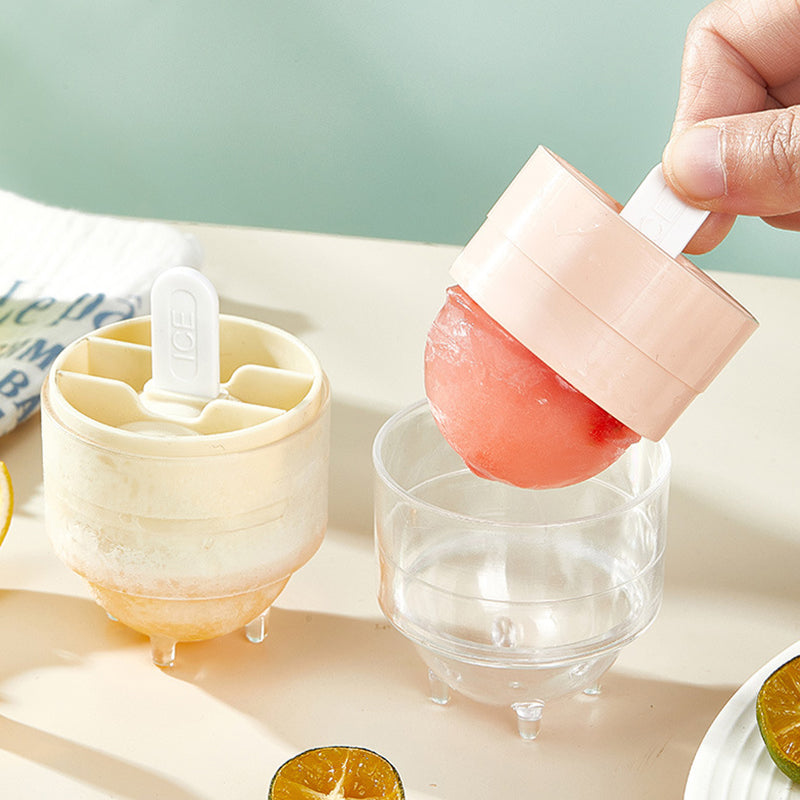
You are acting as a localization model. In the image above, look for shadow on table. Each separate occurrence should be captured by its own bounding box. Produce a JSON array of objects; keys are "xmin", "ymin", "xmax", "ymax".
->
[
  {"xmin": 168, "ymin": 606, "xmax": 736, "ymax": 800},
  {"xmin": 0, "ymin": 715, "xmax": 199, "ymax": 800},
  {"xmin": 0, "ymin": 589, "xmax": 198, "ymax": 800}
]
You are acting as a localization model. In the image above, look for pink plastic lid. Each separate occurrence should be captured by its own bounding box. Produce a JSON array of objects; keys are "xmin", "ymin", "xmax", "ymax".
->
[{"xmin": 450, "ymin": 146, "xmax": 758, "ymax": 440}]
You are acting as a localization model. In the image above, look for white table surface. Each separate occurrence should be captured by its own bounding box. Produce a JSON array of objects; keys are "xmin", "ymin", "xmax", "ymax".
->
[{"xmin": 1, "ymin": 222, "xmax": 799, "ymax": 799}]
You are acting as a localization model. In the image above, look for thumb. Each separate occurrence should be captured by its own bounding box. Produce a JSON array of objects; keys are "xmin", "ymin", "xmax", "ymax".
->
[{"xmin": 663, "ymin": 107, "xmax": 800, "ymax": 219}]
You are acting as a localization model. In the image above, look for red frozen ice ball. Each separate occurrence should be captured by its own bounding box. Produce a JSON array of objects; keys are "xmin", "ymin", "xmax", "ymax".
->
[{"xmin": 424, "ymin": 286, "xmax": 640, "ymax": 489}]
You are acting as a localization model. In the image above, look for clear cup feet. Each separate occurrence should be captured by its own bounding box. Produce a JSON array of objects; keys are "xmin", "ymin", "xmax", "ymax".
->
[
  {"xmin": 245, "ymin": 608, "xmax": 271, "ymax": 644},
  {"xmin": 427, "ymin": 669, "xmax": 451, "ymax": 705},
  {"xmin": 512, "ymin": 700, "xmax": 545, "ymax": 740},
  {"xmin": 150, "ymin": 635, "xmax": 177, "ymax": 668},
  {"xmin": 147, "ymin": 608, "xmax": 272, "ymax": 667},
  {"xmin": 426, "ymin": 667, "xmax": 546, "ymax": 741}
]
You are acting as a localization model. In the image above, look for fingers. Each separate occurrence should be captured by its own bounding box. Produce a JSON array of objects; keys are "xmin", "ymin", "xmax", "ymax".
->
[
  {"xmin": 673, "ymin": 0, "xmax": 800, "ymax": 130},
  {"xmin": 663, "ymin": 106, "xmax": 800, "ymax": 218},
  {"xmin": 679, "ymin": 208, "xmax": 800, "ymax": 255},
  {"xmin": 761, "ymin": 210, "xmax": 800, "ymax": 231},
  {"xmin": 666, "ymin": 0, "xmax": 800, "ymax": 252},
  {"xmin": 680, "ymin": 212, "xmax": 736, "ymax": 255},
  {"xmin": 672, "ymin": 12, "xmax": 765, "ymax": 133}
]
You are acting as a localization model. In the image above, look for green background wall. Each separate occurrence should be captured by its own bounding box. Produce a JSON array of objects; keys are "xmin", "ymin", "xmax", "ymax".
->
[{"xmin": 0, "ymin": 1, "xmax": 796, "ymax": 277}]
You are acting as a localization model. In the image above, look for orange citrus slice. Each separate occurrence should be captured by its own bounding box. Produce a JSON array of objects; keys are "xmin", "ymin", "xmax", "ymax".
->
[
  {"xmin": 757, "ymin": 655, "xmax": 800, "ymax": 783},
  {"xmin": 268, "ymin": 746, "xmax": 404, "ymax": 800},
  {"xmin": 0, "ymin": 461, "xmax": 12, "ymax": 546}
]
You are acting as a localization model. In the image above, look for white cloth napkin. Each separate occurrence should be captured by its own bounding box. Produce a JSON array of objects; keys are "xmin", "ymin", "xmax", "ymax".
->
[{"xmin": 0, "ymin": 190, "xmax": 203, "ymax": 437}]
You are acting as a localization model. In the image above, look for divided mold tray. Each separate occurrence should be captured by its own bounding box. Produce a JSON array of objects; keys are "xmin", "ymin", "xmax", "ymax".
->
[{"xmin": 53, "ymin": 316, "xmax": 321, "ymax": 436}]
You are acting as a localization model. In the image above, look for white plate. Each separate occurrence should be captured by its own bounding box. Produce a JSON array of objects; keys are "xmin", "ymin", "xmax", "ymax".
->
[{"xmin": 685, "ymin": 641, "xmax": 800, "ymax": 799}]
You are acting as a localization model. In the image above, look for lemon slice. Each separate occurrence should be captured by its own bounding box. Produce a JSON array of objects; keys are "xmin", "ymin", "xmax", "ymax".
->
[
  {"xmin": 0, "ymin": 461, "xmax": 12, "ymax": 546},
  {"xmin": 757, "ymin": 654, "xmax": 800, "ymax": 783},
  {"xmin": 269, "ymin": 746, "xmax": 404, "ymax": 800}
]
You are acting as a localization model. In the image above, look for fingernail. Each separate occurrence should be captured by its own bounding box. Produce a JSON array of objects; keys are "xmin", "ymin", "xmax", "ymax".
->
[{"xmin": 666, "ymin": 125, "xmax": 726, "ymax": 200}]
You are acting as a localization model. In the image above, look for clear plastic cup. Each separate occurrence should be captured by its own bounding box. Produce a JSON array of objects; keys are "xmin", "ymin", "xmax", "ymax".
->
[
  {"xmin": 41, "ymin": 315, "xmax": 329, "ymax": 667},
  {"xmin": 373, "ymin": 400, "xmax": 669, "ymax": 739}
]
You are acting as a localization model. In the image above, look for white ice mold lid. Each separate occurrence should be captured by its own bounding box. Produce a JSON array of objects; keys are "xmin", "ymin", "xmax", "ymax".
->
[
  {"xmin": 450, "ymin": 146, "xmax": 758, "ymax": 440},
  {"xmin": 44, "ymin": 266, "xmax": 327, "ymax": 455}
]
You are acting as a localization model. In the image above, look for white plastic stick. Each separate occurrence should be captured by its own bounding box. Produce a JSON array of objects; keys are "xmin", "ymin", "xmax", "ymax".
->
[
  {"xmin": 620, "ymin": 164, "xmax": 709, "ymax": 258},
  {"xmin": 149, "ymin": 266, "xmax": 220, "ymax": 400}
]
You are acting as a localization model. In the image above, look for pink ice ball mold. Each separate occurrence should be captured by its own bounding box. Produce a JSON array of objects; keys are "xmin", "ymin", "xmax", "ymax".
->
[{"xmin": 425, "ymin": 147, "xmax": 758, "ymax": 489}]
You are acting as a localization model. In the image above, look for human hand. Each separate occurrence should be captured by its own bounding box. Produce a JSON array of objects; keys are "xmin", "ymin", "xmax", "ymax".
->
[{"xmin": 662, "ymin": 0, "xmax": 800, "ymax": 253}]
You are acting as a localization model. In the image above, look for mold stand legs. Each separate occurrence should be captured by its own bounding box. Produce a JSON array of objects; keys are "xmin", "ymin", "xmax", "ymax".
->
[
  {"xmin": 245, "ymin": 608, "xmax": 271, "ymax": 644},
  {"xmin": 512, "ymin": 700, "xmax": 545, "ymax": 740},
  {"xmin": 150, "ymin": 635, "xmax": 177, "ymax": 668},
  {"xmin": 583, "ymin": 682, "xmax": 602, "ymax": 696},
  {"xmin": 427, "ymin": 669, "xmax": 451, "ymax": 705}
]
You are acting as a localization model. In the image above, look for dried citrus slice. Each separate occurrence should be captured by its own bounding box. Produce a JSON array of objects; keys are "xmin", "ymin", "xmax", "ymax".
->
[
  {"xmin": 0, "ymin": 461, "xmax": 12, "ymax": 546},
  {"xmin": 268, "ymin": 746, "xmax": 404, "ymax": 800},
  {"xmin": 757, "ymin": 655, "xmax": 800, "ymax": 783}
]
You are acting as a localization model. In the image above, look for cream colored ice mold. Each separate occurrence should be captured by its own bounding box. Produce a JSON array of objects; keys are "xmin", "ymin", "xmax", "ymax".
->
[{"xmin": 41, "ymin": 275, "xmax": 329, "ymax": 667}]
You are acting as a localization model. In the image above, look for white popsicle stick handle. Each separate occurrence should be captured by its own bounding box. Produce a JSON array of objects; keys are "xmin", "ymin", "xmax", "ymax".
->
[
  {"xmin": 620, "ymin": 164, "xmax": 710, "ymax": 258},
  {"xmin": 149, "ymin": 266, "xmax": 220, "ymax": 400}
]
